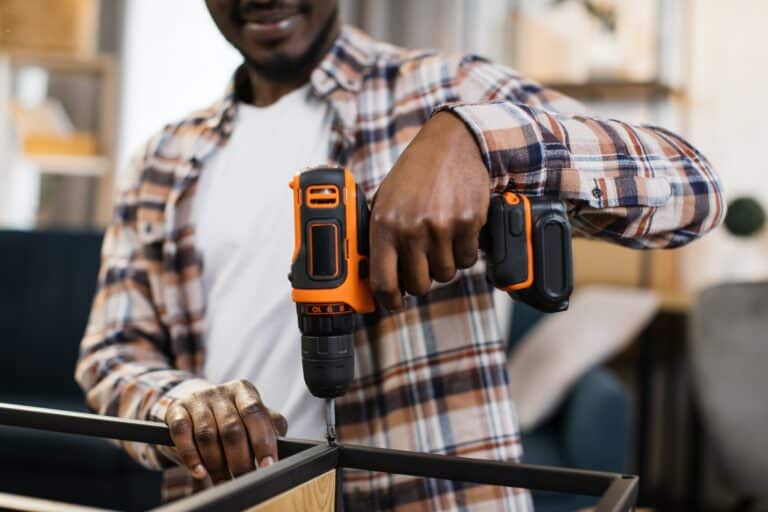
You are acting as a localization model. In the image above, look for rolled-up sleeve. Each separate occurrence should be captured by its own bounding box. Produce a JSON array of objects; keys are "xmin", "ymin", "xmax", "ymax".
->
[
  {"xmin": 75, "ymin": 136, "xmax": 210, "ymax": 470},
  {"xmin": 437, "ymin": 57, "xmax": 724, "ymax": 249}
]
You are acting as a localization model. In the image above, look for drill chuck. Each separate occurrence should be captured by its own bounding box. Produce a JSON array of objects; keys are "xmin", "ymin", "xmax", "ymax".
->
[
  {"xmin": 296, "ymin": 304, "xmax": 357, "ymax": 398},
  {"xmin": 301, "ymin": 333, "xmax": 354, "ymax": 398}
]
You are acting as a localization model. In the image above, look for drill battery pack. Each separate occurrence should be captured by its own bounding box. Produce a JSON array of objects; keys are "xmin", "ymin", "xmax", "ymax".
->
[{"xmin": 482, "ymin": 193, "xmax": 573, "ymax": 312}]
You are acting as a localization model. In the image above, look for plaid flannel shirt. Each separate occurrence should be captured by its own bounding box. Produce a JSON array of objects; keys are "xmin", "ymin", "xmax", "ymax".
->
[{"xmin": 76, "ymin": 26, "xmax": 723, "ymax": 511}]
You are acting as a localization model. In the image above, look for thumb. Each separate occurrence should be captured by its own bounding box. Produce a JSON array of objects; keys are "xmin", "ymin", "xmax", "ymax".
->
[{"xmin": 268, "ymin": 409, "xmax": 288, "ymax": 437}]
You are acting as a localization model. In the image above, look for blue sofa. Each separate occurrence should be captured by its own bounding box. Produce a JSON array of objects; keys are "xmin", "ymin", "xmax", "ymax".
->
[
  {"xmin": 0, "ymin": 229, "xmax": 161, "ymax": 511},
  {"xmin": 508, "ymin": 303, "xmax": 631, "ymax": 512}
]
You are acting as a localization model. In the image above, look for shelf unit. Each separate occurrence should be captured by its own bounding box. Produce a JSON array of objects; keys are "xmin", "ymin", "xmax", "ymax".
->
[
  {"xmin": 24, "ymin": 154, "xmax": 111, "ymax": 177},
  {"xmin": 522, "ymin": 0, "xmax": 693, "ymax": 311},
  {"xmin": 0, "ymin": 49, "xmax": 117, "ymax": 226},
  {"xmin": 543, "ymin": 80, "xmax": 683, "ymax": 102}
]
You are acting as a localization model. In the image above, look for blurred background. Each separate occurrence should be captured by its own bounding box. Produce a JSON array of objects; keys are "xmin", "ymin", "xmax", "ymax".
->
[{"xmin": 0, "ymin": 1, "xmax": 766, "ymax": 511}]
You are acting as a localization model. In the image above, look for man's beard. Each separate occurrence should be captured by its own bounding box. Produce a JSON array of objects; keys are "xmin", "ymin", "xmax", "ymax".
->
[{"xmin": 243, "ymin": 6, "xmax": 339, "ymax": 83}]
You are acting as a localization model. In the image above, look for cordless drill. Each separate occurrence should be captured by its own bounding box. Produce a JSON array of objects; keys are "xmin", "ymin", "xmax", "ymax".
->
[{"xmin": 289, "ymin": 166, "xmax": 572, "ymax": 444}]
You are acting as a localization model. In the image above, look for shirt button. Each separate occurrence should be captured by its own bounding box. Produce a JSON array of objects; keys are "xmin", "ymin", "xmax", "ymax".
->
[{"xmin": 592, "ymin": 187, "xmax": 603, "ymax": 199}]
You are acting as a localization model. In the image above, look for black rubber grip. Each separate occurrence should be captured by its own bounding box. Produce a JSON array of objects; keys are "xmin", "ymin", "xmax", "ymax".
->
[
  {"xmin": 482, "ymin": 195, "xmax": 530, "ymax": 286},
  {"xmin": 301, "ymin": 334, "xmax": 354, "ymax": 398},
  {"xmin": 482, "ymin": 196, "xmax": 573, "ymax": 313}
]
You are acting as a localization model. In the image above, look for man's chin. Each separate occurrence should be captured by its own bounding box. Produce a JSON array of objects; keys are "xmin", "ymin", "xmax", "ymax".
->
[
  {"xmin": 245, "ymin": 54, "xmax": 315, "ymax": 82},
  {"xmin": 241, "ymin": 6, "xmax": 339, "ymax": 84}
]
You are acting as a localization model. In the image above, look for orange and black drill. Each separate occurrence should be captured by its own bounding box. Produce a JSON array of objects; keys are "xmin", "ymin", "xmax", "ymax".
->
[{"xmin": 289, "ymin": 166, "xmax": 572, "ymax": 444}]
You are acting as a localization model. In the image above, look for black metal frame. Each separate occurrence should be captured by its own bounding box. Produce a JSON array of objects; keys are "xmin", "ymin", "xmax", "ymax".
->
[{"xmin": 0, "ymin": 403, "xmax": 638, "ymax": 512}]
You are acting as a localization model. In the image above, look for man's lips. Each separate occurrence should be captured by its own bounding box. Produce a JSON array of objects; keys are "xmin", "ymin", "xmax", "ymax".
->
[
  {"xmin": 238, "ymin": 7, "xmax": 302, "ymax": 25},
  {"xmin": 237, "ymin": 5, "xmax": 304, "ymax": 39}
]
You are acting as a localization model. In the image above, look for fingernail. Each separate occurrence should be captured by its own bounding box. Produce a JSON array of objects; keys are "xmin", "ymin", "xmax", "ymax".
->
[
  {"xmin": 260, "ymin": 456, "xmax": 275, "ymax": 468},
  {"xmin": 192, "ymin": 464, "xmax": 207, "ymax": 479}
]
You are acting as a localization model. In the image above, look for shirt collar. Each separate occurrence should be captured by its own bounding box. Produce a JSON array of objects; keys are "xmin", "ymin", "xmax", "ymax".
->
[
  {"xmin": 309, "ymin": 25, "xmax": 376, "ymax": 96},
  {"xmin": 206, "ymin": 25, "xmax": 376, "ymax": 132}
]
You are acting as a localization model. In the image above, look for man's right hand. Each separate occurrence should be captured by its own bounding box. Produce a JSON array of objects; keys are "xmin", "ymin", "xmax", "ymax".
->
[{"xmin": 165, "ymin": 379, "xmax": 288, "ymax": 483}]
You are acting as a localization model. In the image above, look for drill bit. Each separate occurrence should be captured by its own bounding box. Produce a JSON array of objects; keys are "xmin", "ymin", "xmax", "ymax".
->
[{"xmin": 325, "ymin": 398, "xmax": 337, "ymax": 446}]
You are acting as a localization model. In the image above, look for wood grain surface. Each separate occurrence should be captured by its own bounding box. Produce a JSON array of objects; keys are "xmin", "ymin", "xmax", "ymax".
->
[{"xmin": 246, "ymin": 469, "xmax": 336, "ymax": 512}]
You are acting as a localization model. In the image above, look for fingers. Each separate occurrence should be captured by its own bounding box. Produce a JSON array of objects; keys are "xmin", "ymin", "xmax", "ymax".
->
[
  {"xmin": 233, "ymin": 382, "xmax": 279, "ymax": 469},
  {"xmin": 166, "ymin": 404, "xmax": 207, "ymax": 480},
  {"xmin": 268, "ymin": 409, "xmax": 289, "ymax": 437},
  {"xmin": 453, "ymin": 235, "xmax": 480, "ymax": 269},
  {"xmin": 372, "ymin": 213, "xmax": 478, "ymax": 309},
  {"xmin": 428, "ymin": 232, "xmax": 457, "ymax": 283},
  {"xmin": 211, "ymin": 397, "xmax": 253, "ymax": 478},
  {"xmin": 370, "ymin": 221, "xmax": 402, "ymax": 310},
  {"xmin": 188, "ymin": 400, "xmax": 228, "ymax": 483},
  {"xmin": 400, "ymin": 243, "xmax": 431, "ymax": 296},
  {"xmin": 167, "ymin": 381, "xmax": 288, "ymax": 484}
]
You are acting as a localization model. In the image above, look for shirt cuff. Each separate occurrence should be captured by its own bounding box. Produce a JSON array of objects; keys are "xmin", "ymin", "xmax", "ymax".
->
[{"xmin": 435, "ymin": 102, "xmax": 672, "ymax": 210}]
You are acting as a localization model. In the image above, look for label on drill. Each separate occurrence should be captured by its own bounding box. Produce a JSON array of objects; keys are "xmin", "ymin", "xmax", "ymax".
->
[{"xmin": 302, "ymin": 303, "xmax": 354, "ymax": 315}]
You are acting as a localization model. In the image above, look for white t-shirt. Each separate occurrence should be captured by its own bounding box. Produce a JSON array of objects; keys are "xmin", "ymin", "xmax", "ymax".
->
[{"xmin": 193, "ymin": 83, "xmax": 332, "ymax": 440}]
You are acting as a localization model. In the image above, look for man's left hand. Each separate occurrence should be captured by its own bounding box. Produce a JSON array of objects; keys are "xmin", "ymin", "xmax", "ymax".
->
[{"xmin": 369, "ymin": 112, "xmax": 489, "ymax": 311}]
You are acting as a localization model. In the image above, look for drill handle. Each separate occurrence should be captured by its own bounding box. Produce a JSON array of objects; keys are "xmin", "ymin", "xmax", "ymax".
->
[{"xmin": 481, "ymin": 194, "xmax": 573, "ymax": 313}]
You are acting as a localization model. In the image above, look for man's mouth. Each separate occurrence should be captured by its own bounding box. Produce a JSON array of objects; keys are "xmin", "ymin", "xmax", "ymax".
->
[
  {"xmin": 237, "ymin": 1, "xmax": 310, "ymax": 30},
  {"xmin": 239, "ymin": 6, "xmax": 301, "ymax": 25},
  {"xmin": 235, "ymin": 2, "xmax": 307, "ymax": 39}
]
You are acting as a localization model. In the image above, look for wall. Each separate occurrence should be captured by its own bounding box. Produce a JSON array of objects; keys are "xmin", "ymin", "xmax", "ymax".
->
[
  {"xmin": 116, "ymin": 1, "xmax": 768, "ymax": 291},
  {"xmin": 117, "ymin": 0, "xmax": 240, "ymax": 175},
  {"xmin": 681, "ymin": 0, "xmax": 768, "ymax": 291},
  {"xmin": 339, "ymin": 0, "xmax": 511, "ymax": 62}
]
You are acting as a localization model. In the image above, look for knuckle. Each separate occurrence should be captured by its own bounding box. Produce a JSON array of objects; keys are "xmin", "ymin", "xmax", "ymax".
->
[
  {"xmin": 194, "ymin": 425, "xmax": 218, "ymax": 444},
  {"xmin": 456, "ymin": 210, "xmax": 481, "ymax": 230},
  {"xmin": 426, "ymin": 215, "xmax": 451, "ymax": 234},
  {"xmin": 371, "ymin": 209, "xmax": 396, "ymax": 229},
  {"xmin": 191, "ymin": 388, "xmax": 214, "ymax": 402},
  {"xmin": 239, "ymin": 401, "xmax": 266, "ymax": 418},
  {"xmin": 169, "ymin": 418, "xmax": 191, "ymax": 436},
  {"xmin": 220, "ymin": 420, "xmax": 245, "ymax": 443}
]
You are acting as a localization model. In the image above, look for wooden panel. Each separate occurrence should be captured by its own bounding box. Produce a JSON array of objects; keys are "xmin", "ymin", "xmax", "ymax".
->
[
  {"xmin": 246, "ymin": 469, "xmax": 336, "ymax": 512},
  {"xmin": 573, "ymin": 238, "xmax": 693, "ymax": 312},
  {"xmin": 573, "ymin": 238, "xmax": 644, "ymax": 287},
  {"xmin": 0, "ymin": 492, "xmax": 107, "ymax": 512},
  {"xmin": 0, "ymin": 0, "xmax": 99, "ymax": 56},
  {"xmin": 545, "ymin": 81, "xmax": 682, "ymax": 102}
]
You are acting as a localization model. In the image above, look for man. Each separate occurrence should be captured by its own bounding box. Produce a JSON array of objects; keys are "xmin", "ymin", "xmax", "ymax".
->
[{"xmin": 76, "ymin": 0, "xmax": 723, "ymax": 510}]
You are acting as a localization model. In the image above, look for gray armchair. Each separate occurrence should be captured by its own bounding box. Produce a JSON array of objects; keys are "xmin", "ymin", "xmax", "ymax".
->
[
  {"xmin": 690, "ymin": 282, "xmax": 768, "ymax": 510},
  {"xmin": 508, "ymin": 301, "xmax": 631, "ymax": 512}
]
